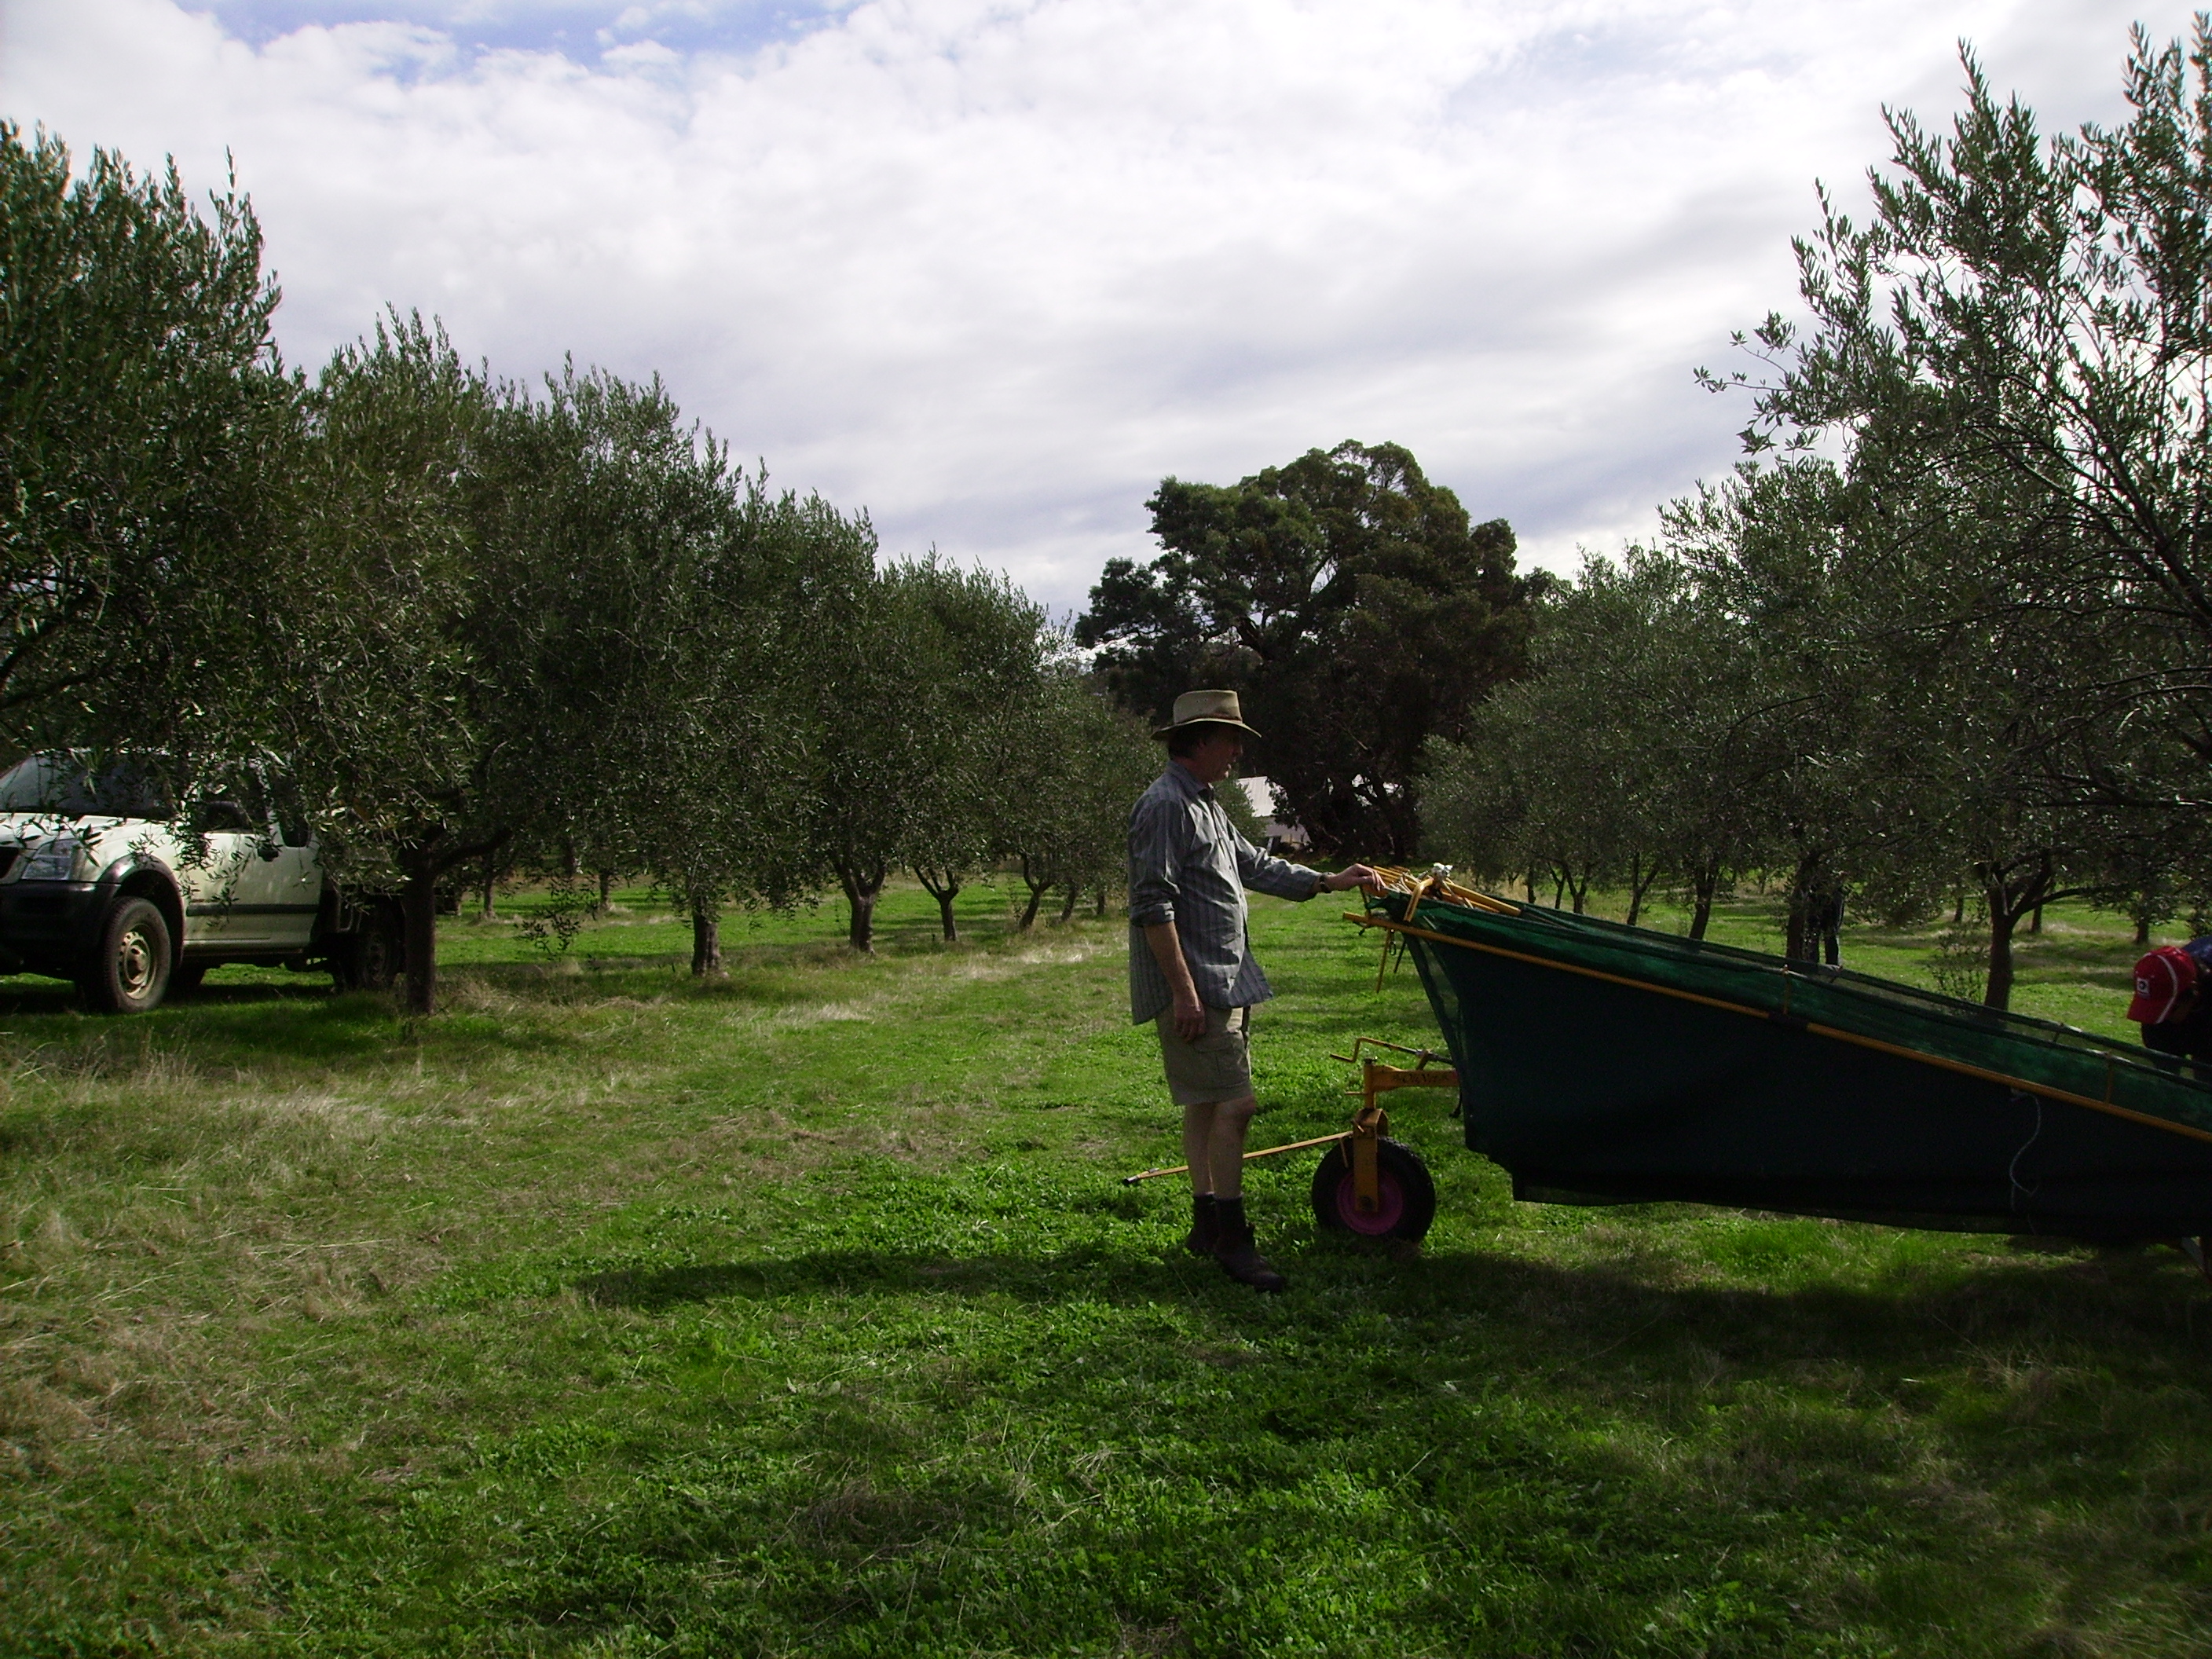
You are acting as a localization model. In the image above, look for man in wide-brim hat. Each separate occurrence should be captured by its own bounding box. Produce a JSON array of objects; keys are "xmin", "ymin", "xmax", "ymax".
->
[{"xmin": 1127, "ymin": 689, "xmax": 1382, "ymax": 1291}]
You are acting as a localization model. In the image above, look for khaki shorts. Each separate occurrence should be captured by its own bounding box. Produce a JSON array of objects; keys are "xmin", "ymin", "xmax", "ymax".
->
[{"xmin": 1155, "ymin": 1003, "xmax": 1253, "ymax": 1107}]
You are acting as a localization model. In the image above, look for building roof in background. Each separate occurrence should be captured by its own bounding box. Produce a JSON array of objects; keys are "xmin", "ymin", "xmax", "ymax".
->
[{"xmin": 1236, "ymin": 776, "xmax": 1306, "ymax": 844}]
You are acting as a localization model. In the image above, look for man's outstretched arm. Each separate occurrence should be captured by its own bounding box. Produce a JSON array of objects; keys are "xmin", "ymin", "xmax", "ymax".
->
[
  {"xmin": 1232, "ymin": 832, "xmax": 1386, "ymax": 903},
  {"xmin": 1317, "ymin": 865, "xmax": 1386, "ymax": 896}
]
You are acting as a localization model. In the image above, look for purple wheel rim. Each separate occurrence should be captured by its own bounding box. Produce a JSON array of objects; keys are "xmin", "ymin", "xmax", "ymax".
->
[{"xmin": 1332, "ymin": 1169, "xmax": 1406, "ymax": 1236}]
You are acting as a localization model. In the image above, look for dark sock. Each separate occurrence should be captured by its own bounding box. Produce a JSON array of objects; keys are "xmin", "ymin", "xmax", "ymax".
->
[
  {"xmin": 1214, "ymin": 1196, "xmax": 1247, "ymax": 1237},
  {"xmin": 1191, "ymin": 1192, "xmax": 1217, "ymax": 1222}
]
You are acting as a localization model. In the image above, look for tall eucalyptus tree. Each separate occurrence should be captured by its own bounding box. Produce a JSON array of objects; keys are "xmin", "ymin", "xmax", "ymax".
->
[{"xmin": 1078, "ymin": 441, "xmax": 1529, "ymax": 860}]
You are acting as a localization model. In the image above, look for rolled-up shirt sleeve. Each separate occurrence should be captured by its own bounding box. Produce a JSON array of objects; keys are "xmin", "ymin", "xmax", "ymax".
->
[{"xmin": 1126, "ymin": 797, "xmax": 1182, "ymax": 928}]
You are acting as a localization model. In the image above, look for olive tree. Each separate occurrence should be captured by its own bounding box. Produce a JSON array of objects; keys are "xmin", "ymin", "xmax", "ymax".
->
[
  {"xmin": 0, "ymin": 124, "xmax": 295, "ymax": 752},
  {"xmin": 466, "ymin": 367, "xmax": 830, "ymax": 978},
  {"xmin": 272, "ymin": 317, "xmax": 650, "ymax": 1014},
  {"xmin": 640, "ymin": 482, "xmax": 853, "ymax": 972},
  {"xmin": 791, "ymin": 556, "xmax": 1046, "ymax": 953},
  {"xmin": 999, "ymin": 672, "xmax": 1159, "ymax": 928},
  {"xmin": 900, "ymin": 567, "xmax": 1051, "ymax": 943},
  {"xmin": 1728, "ymin": 42, "xmax": 2212, "ymax": 754},
  {"xmin": 1426, "ymin": 549, "xmax": 1757, "ymax": 928},
  {"xmin": 1696, "ymin": 24, "xmax": 2212, "ymax": 994}
]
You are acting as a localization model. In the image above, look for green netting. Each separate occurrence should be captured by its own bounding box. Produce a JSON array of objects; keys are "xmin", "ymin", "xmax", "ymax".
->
[
  {"xmin": 1373, "ymin": 891, "xmax": 2212, "ymax": 1143},
  {"xmin": 1366, "ymin": 890, "xmax": 2212, "ymax": 1237}
]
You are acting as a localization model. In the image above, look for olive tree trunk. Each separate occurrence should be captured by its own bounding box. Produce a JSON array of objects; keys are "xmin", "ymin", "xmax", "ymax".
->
[
  {"xmin": 402, "ymin": 857, "xmax": 441, "ymax": 1016},
  {"xmin": 1623, "ymin": 852, "xmax": 1662, "ymax": 928},
  {"xmin": 839, "ymin": 860, "xmax": 886, "ymax": 953},
  {"xmin": 691, "ymin": 901, "xmax": 722, "ymax": 976},
  {"xmin": 1977, "ymin": 855, "xmax": 2089, "ymax": 1012},
  {"xmin": 1686, "ymin": 855, "xmax": 1722, "ymax": 942},
  {"xmin": 399, "ymin": 832, "xmax": 509, "ymax": 1016},
  {"xmin": 1983, "ymin": 887, "xmax": 2023, "ymax": 1012},
  {"xmin": 1016, "ymin": 855, "xmax": 1054, "ymax": 930},
  {"xmin": 914, "ymin": 866, "xmax": 961, "ymax": 942}
]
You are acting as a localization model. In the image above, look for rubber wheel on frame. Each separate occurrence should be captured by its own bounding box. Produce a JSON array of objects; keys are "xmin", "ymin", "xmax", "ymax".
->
[
  {"xmin": 79, "ymin": 896, "xmax": 173, "ymax": 1014},
  {"xmin": 1310, "ymin": 1137, "xmax": 1436, "ymax": 1243}
]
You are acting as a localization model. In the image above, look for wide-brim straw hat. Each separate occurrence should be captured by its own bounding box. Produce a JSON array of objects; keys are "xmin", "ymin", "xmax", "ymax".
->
[{"xmin": 1153, "ymin": 688, "xmax": 1263, "ymax": 740}]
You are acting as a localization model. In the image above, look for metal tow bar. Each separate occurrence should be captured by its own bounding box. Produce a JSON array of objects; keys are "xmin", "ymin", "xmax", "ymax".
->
[{"xmin": 1121, "ymin": 1036, "xmax": 1458, "ymax": 1196}]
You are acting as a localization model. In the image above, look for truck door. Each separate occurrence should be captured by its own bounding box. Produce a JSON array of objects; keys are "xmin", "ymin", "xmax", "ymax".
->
[
  {"xmin": 182, "ymin": 807, "xmax": 278, "ymax": 948},
  {"xmin": 264, "ymin": 790, "xmax": 320, "ymax": 949},
  {"xmin": 185, "ymin": 772, "xmax": 315, "ymax": 949}
]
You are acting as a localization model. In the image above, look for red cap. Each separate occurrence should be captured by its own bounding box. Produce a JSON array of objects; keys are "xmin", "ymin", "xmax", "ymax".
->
[{"xmin": 2128, "ymin": 946, "xmax": 2199, "ymax": 1024}]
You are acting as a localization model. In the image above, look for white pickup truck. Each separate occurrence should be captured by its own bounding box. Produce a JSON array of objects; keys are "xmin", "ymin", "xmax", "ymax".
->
[{"xmin": 0, "ymin": 754, "xmax": 404, "ymax": 1013}]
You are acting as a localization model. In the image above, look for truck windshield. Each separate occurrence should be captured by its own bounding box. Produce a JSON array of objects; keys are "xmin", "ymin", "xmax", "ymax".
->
[{"xmin": 0, "ymin": 754, "xmax": 174, "ymax": 819}]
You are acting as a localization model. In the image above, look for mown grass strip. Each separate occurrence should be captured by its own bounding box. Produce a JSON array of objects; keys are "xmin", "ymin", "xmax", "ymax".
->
[{"xmin": 4, "ymin": 885, "xmax": 2210, "ymax": 1655}]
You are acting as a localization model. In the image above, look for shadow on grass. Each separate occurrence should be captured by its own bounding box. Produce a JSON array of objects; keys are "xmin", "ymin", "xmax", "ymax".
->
[
  {"xmin": 577, "ymin": 1236, "xmax": 2212, "ymax": 1363},
  {"xmin": 0, "ymin": 979, "xmax": 400, "ymax": 1062},
  {"xmin": 0, "ymin": 976, "xmax": 593, "ymax": 1077},
  {"xmin": 0, "ymin": 976, "xmax": 115, "ymax": 1015},
  {"xmin": 449, "ymin": 917, "xmax": 1115, "ymax": 993},
  {"xmin": 579, "ymin": 1247, "xmax": 1200, "ymax": 1312}
]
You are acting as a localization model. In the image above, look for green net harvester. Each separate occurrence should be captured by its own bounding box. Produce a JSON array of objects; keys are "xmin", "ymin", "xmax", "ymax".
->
[{"xmin": 1317, "ymin": 867, "xmax": 2212, "ymax": 1265}]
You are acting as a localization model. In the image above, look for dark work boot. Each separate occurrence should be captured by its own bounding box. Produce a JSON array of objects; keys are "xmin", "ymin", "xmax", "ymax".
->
[
  {"xmin": 1210, "ymin": 1197, "xmax": 1287, "ymax": 1293},
  {"xmin": 1183, "ymin": 1193, "xmax": 1219, "ymax": 1257}
]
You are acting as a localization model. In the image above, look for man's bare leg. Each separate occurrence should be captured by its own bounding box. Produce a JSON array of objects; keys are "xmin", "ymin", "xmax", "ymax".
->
[
  {"xmin": 1181, "ymin": 1100, "xmax": 1218, "ymax": 1196},
  {"xmin": 1204, "ymin": 1095, "xmax": 1259, "ymax": 1199},
  {"xmin": 1179, "ymin": 1095, "xmax": 1262, "ymax": 1203},
  {"xmin": 1202, "ymin": 1093, "xmax": 1283, "ymax": 1290},
  {"xmin": 1180, "ymin": 1101, "xmax": 1219, "ymax": 1255}
]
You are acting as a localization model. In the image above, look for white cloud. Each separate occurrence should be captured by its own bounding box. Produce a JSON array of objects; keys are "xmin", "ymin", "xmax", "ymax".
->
[{"xmin": 2, "ymin": 0, "xmax": 2201, "ymax": 610}]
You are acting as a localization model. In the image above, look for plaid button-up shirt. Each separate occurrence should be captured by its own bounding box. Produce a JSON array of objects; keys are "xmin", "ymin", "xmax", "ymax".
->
[{"xmin": 1126, "ymin": 762, "xmax": 1324, "ymax": 1024}]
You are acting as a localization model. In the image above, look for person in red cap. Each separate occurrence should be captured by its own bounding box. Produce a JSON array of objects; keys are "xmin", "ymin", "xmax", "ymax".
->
[{"xmin": 2128, "ymin": 939, "xmax": 2212, "ymax": 1061}]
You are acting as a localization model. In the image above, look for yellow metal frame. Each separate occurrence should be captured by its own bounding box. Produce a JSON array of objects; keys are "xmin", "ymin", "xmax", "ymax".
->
[
  {"xmin": 1119, "ymin": 1035, "xmax": 1459, "ymax": 1192},
  {"xmin": 1329, "ymin": 1038, "xmax": 1459, "ymax": 1212}
]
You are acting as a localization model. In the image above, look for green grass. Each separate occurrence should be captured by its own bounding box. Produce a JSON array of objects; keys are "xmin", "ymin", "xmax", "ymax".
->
[{"xmin": 4, "ymin": 881, "xmax": 2211, "ymax": 1655}]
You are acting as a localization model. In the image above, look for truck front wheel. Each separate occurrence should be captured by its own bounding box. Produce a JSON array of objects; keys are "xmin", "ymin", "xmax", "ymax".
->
[{"xmin": 80, "ymin": 897, "xmax": 173, "ymax": 1014}]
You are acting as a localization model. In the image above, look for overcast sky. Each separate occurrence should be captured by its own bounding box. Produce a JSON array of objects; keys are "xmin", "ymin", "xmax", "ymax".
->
[{"xmin": 3, "ymin": 0, "xmax": 2200, "ymax": 614}]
